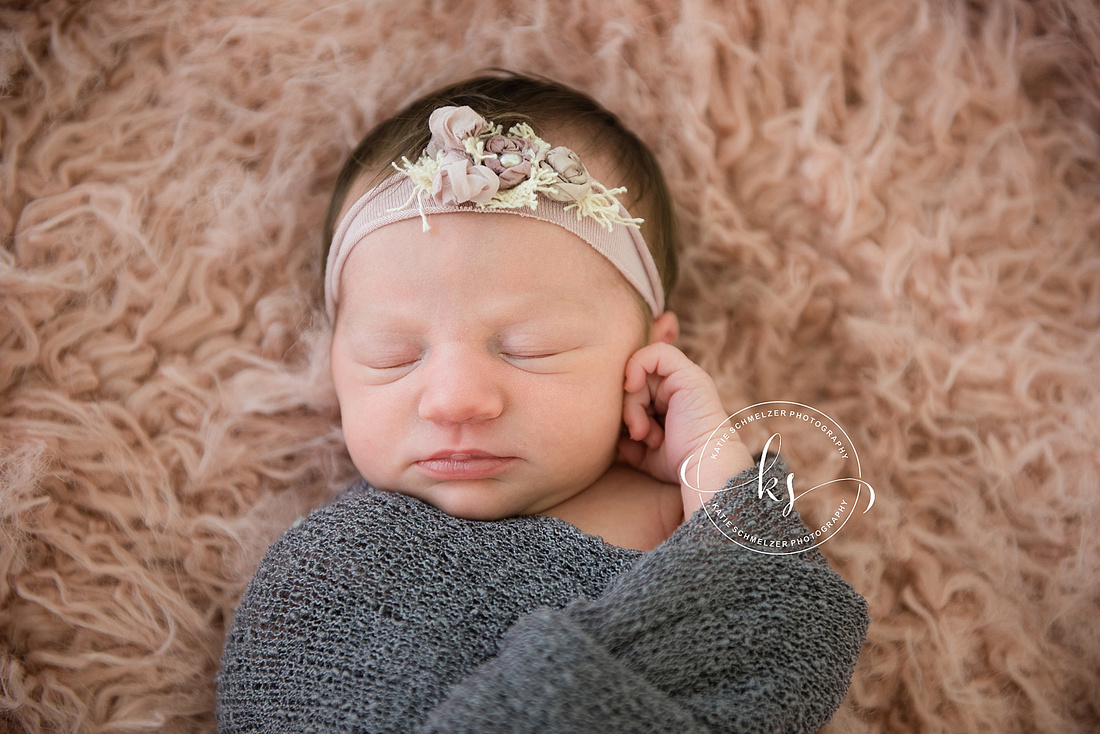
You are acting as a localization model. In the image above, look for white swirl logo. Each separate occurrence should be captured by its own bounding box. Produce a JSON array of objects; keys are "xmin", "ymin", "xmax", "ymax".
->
[{"xmin": 679, "ymin": 401, "xmax": 876, "ymax": 555}]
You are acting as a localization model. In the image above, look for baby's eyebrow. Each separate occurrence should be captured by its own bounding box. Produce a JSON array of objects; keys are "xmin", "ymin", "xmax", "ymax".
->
[
  {"xmin": 487, "ymin": 291, "xmax": 601, "ymax": 319},
  {"xmin": 334, "ymin": 308, "xmax": 420, "ymax": 334}
]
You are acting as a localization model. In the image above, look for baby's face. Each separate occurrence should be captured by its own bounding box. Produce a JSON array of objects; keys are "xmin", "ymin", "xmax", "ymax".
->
[{"xmin": 330, "ymin": 213, "xmax": 653, "ymax": 520}]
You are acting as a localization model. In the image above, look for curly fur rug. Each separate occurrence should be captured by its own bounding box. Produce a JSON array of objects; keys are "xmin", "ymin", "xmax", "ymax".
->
[{"xmin": 2, "ymin": 0, "xmax": 1098, "ymax": 731}]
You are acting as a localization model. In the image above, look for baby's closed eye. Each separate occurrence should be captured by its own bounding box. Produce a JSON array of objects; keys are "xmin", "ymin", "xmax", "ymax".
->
[
  {"xmin": 367, "ymin": 356, "xmax": 421, "ymax": 370},
  {"xmin": 500, "ymin": 346, "xmax": 572, "ymax": 359},
  {"xmin": 496, "ymin": 333, "xmax": 583, "ymax": 369},
  {"xmin": 354, "ymin": 340, "xmax": 424, "ymax": 371}
]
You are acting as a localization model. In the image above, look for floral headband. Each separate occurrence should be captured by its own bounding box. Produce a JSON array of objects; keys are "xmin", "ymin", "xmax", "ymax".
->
[{"xmin": 325, "ymin": 106, "xmax": 665, "ymax": 321}]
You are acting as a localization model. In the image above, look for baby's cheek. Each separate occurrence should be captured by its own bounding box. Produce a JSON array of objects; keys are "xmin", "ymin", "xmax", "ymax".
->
[
  {"xmin": 534, "ymin": 373, "xmax": 614, "ymax": 432},
  {"xmin": 341, "ymin": 409, "xmax": 391, "ymax": 480},
  {"xmin": 341, "ymin": 420, "xmax": 372, "ymax": 474},
  {"xmin": 577, "ymin": 377, "xmax": 631, "ymax": 444}
]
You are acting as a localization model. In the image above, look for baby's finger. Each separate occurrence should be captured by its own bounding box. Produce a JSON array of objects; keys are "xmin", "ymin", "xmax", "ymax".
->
[
  {"xmin": 622, "ymin": 384, "xmax": 654, "ymax": 441},
  {"xmin": 642, "ymin": 418, "xmax": 665, "ymax": 450},
  {"xmin": 649, "ymin": 372, "xmax": 673, "ymax": 418},
  {"xmin": 623, "ymin": 342, "xmax": 692, "ymax": 391}
]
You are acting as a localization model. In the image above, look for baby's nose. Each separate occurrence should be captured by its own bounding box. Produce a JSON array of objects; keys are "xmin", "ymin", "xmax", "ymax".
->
[{"xmin": 417, "ymin": 350, "xmax": 504, "ymax": 424}]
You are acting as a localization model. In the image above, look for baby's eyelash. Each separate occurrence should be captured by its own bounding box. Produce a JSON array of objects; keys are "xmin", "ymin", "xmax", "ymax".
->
[
  {"xmin": 365, "ymin": 355, "xmax": 421, "ymax": 370},
  {"xmin": 502, "ymin": 351, "xmax": 560, "ymax": 360}
]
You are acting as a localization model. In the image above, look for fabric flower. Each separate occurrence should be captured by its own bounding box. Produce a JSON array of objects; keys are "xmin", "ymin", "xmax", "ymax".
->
[
  {"xmin": 431, "ymin": 151, "xmax": 499, "ymax": 205},
  {"xmin": 483, "ymin": 135, "xmax": 535, "ymax": 188},
  {"xmin": 426, "ymin": 106, "xmax": 490, "ymax": 156},
  {"xmin": 544, "ymin": 146, "xmax": 592, "ymax": 202}
]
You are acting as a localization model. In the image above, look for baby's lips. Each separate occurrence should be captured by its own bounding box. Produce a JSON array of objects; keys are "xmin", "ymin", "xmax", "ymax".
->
[{"xmin": 415, "ymin": 451, "xmax": 516, "ymax": 481}]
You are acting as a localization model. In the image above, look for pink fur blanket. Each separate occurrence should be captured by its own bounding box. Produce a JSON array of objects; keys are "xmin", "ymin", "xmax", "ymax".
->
[{"xmin": 2, "ymin": 0, "xmax": 1098, "ymax": 731}]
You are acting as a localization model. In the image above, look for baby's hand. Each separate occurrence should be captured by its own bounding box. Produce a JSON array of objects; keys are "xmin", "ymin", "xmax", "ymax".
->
[{"xmin": 620, "ymin": 343, "xmax": 753, "ymax": 517}]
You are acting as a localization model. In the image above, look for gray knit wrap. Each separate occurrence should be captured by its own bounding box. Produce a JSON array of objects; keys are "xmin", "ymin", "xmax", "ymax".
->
[{"xmin": 217, "ymin": 457, "xmax": 868, "ymax": 732}]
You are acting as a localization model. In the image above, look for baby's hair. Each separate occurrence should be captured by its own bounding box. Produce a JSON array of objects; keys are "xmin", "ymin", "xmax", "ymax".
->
[{"xmin": 322, "ymin": 70, "xmax": 678, "ymax": 323}]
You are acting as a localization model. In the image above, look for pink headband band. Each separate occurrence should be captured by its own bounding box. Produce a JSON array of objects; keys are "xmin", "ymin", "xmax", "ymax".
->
[
  {"xmin": 325, "ymin": 176, "xmax": 665, "ymax": 321},
  {"xmin": 325, "ymin": 105, "xmax": 665, "ymax": 322}
]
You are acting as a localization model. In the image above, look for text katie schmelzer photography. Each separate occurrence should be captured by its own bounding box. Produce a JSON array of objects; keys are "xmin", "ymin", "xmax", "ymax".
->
[{"xmin": 681, "ymin": 401, "xmax": 876, "ymax": 555}]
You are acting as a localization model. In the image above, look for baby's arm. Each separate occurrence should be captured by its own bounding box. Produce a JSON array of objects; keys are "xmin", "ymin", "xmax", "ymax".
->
[{"xmin": 419, "ymin": 457, "xmax": 868, "ymax": 733}]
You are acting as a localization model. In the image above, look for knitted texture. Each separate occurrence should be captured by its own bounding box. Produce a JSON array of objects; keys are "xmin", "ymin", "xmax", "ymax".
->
[{"xmin": 217, "ymin": 459, "xmax": 868, "ymax": 732}]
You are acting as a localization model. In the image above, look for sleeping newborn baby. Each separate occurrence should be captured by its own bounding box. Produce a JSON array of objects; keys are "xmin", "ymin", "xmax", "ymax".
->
[{"xmin": 216, "ymin": 71, "xmax": 868, "ymax": 733}]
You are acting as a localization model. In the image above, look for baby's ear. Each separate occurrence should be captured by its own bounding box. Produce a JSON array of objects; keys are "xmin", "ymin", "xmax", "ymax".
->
[{"xmin": 648, "ymin": 311, "xmax": 679, "ymax": 346}]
